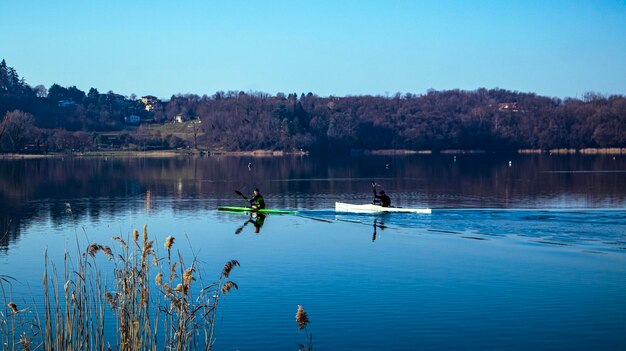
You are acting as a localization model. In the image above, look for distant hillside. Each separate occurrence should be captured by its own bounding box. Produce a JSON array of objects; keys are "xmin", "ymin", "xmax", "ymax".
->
[{"xmin": 1, "ymin": 58, "xmax": 625, "ymax": 153}]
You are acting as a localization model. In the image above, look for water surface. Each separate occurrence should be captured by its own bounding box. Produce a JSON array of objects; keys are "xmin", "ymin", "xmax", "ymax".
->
[{"xmin": 1, "ymin": 154, "xmax": 625, "ymax": 350}]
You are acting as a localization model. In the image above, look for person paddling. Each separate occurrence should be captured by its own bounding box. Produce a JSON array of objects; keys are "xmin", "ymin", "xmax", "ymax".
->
[
  {"xmin": 249, "ymin": 188, "xmax": 266, "ymax": 210},
  {"xmin": 372, "ymin": 182, "xmax": 391, "ymax": 207}
]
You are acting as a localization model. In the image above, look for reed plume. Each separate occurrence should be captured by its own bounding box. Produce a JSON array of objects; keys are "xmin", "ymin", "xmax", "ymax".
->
[
  {"xmin": 162, "ymin": 283, "xmax": 173, "ymax": 296},
  {"xmin": 296, "ymin": 305, "xmax": 313, "ymax": 351},
  {"xmin": 141, "ymin": 240, "xmax": 154, "ymax": 267},
  {"xmin": 170, "ymin": 262, "xmax": 178, "ymax": 281},
  {"xmin": 8, "ymin": 302, "xmax": 18, "ymax": 314},
  {"xmin": 183, "ymin": 267, "xmax": 195, "ymax": 286},
  {"xmin": 164, "ymin": 236, "xmax": 175, "ymax": 250},
  {"xmin": 222, "ymin": 260, "xmax": 240, "ymax": 278},
  {"xmin": 102, "ymin": 246, "xmax": 113, "ymax": 259},
  {"xmin": 164, "ymin": 236, "xmax": 175, "ymax": 261},
  {"xmin": 112, "ymin": 236, "xmax": 127, "ymax": 248},
  {"xmin": 221, "ymin": 281, "xmax": 238, "ymax": 294},
  {"xmin": 296, "ymin": 305, "xmax": 309, "ymax": 330},
  {"xmin": 87, "ymin": 243, "xmax": 101, "ymax": 257}
]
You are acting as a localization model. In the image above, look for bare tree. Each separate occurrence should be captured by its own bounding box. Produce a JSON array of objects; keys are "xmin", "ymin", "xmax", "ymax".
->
[
  {"xmin": 33, "ymin": 84, "xmax": 48, "ymax": 98},
  {"xmin": 0, "ymin": 110, "xmax": 36, "ymax": 152}
]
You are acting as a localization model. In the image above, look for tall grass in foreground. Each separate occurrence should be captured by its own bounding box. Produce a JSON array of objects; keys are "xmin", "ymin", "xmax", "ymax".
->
[{"xmin": 1, "ymin": 225, "xmax": 239, "ymax": 350}]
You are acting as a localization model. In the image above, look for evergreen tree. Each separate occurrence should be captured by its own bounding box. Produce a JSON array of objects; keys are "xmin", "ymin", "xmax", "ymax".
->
[
  {"xmin": 87, "ymin": 87, "xmax": 100, "ymax": 101},
  {"xmin": 0, "ymin": 59, "xmax": 25, "ymax": 94},
  {"xmin": 0, "ymin": 59, "xmax": 9, "ymax": 92}
]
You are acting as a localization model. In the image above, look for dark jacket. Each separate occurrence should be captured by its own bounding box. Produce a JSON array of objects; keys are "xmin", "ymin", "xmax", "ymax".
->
[
  {"xmin": 249, "ymin": 194, "xmax": 265, "ymax": 209},
  {"xmin": 374, "ymin": 193, "xmax": 391, "ymax": 207}
]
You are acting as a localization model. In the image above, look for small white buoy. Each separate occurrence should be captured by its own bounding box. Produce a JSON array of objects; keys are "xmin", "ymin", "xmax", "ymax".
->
[
  {"xmin": 508, "ymin": 161, "xmax": 512, "ymax": 167},
  {"xmin": 453, "ymin": 156, "xmax": 456, "ymax": 162}
]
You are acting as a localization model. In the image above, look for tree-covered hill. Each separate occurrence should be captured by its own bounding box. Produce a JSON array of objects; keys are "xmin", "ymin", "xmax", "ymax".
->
[{"xmin": 1, "ymin": 58, "xmax": 625, "ymax": 153}]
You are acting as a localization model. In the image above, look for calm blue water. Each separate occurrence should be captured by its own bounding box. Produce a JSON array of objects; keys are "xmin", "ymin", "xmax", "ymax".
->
[{"xmin": 1, "ymin": 154, "xmax": 626, "ymax": 350}]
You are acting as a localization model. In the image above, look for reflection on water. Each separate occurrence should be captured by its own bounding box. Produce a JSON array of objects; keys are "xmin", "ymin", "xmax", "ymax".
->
[
  {"xmin": 372, "ymin": 217, "xmax": 386, "ymax": 242},
  {"xmin": 2, "ymin": 153, "xmax": 625, "ymax": 250},
  {"xmin": 1, "ymin": 154, "xmax": 626, "ymax": 350},
  {"xmin": 233, "ymin": 212, "xmax": 266, "ymax": 234}
]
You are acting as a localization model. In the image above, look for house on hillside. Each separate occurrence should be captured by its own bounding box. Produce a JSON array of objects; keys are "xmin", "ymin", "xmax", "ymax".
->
[
  {"xmin": 498, "ymin": 102, "xmax": 519, "ymax": 112},
  {"xmin": 141, "ymin": 95, "xmax": 159, "ymax": 111},
  {"xmin": 58, "ymin": 100, "xmax": 77, "ymax": 107},
  {"xmin": 124, "ymin": 114, "xmax": 141, "ymax": 124}
]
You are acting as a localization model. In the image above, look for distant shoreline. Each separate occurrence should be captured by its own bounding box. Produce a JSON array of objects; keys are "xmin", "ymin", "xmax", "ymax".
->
[
  {"xmin": 1, "ymin": 147, "xmax": 625, "ymax": 159},
  {"xmin": 0, "ymin": 149, "xmax": 307, "ymax": 159},
  {"xmin": 518, "ymin": 148, "xmax": 626, "ymax": 155}
]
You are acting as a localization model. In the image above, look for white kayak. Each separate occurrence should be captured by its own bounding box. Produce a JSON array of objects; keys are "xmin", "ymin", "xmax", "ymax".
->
[{"xmin": 335, "ymin": 202, "xmax": 432, "ymax": 214}]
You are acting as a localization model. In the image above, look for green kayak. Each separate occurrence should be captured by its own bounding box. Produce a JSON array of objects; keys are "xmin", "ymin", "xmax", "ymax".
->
[{"xmin": 217, "ymin": 206, "xmax": 298, "ymax": 215}]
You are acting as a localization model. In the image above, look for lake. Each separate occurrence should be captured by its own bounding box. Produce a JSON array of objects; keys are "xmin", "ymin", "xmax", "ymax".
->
[{"xmin": 1, "ymin": 154, "xmax": 626, "ymax": 350}]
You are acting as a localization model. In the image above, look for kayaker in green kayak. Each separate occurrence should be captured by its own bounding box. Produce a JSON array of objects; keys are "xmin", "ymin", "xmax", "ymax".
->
[{"xmin": 249, "ymin": 188, "xmax": 266, "ymax": 210}]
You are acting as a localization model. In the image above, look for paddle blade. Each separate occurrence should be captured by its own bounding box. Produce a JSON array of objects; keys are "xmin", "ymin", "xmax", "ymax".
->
[{"xmin": 235, "ymin": 190, "xmax": 248, "ymax": 200}]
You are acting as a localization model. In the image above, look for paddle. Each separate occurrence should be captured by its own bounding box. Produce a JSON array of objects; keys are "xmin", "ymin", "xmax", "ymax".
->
[
  {"xmin": 235, "ymin": 190, "xmax": 248, "ymax": 200},
  {"xmin": 235, "ymin": 221, "xmax": 249, "ymax": 234},
  {"xmin": 371, "ymin": 181, "xmax": 378, "ymax": 204},
  {"xmin": 234, "ymin": 189, "xmax": 254, "ymax": 207}
]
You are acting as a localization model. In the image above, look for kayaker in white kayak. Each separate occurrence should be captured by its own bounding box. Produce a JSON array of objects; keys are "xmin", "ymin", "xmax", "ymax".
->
[{"xmin": 372, "ymin": 182, "xmax": 391, "ymax": 207}]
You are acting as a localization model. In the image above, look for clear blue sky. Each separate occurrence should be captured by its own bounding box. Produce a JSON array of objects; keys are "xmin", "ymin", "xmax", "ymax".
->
[{"xmin": 1, "ymin": 0, "xmax": 625, "ymax": 99}]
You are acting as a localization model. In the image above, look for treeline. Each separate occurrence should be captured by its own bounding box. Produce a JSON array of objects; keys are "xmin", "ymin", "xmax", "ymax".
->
[{"xmin": 1, "ymin": 58, "xmax": 625, "ymax": 153}]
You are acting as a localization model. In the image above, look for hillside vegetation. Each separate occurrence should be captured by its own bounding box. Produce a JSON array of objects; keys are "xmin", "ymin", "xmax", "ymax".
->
[{"xmin": 1, "ymin": 59, "xmax": 625, "ymax": 153}]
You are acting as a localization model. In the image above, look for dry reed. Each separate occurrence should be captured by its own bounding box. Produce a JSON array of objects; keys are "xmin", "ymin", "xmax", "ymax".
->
[
  {"xmin": 296, "ymin": 305, "xmax": 309, "ymax": 330},
  {"xmin": 0, "ymin": 224, "xmax": 239, "ymax": 350},
  {"xmin": 296, "ymin": 305, "xmax": 313, "ymax": 351},
  {"xmin": 222, "ymin": 260, "xmax": 240, "ymax": 278},
  {"xmin": 7, "ymin": 302, "xmax": 18, "ymax": 314}
]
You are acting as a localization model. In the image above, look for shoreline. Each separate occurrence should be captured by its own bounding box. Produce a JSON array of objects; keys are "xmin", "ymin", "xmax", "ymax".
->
[
  {"xmin": 0, "ymin": 149, "xmax": 308, "ymax": 159},
  {"xmin": 518, "ymin": 147, "xmax": 626, "ymax": 155},
  {"xmin": 1, "ymin": 147, "xmax": 625, "ymax": 159}
]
